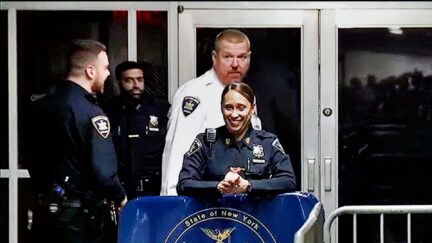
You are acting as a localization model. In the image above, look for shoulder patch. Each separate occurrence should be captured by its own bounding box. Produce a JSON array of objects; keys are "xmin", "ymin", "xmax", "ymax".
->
[
  {"xmin": 182, "ymin": 96, "xmax": 200, "ymax": 117},
  {"xmin": 186, "ymin": 138, "xmax": 202, "ymax": 157},
  {"xmin": 272, "ymin": 138, "xmax": 286, "ymax": 155},
  {"xmin": 91, "ymin": 115, "xmax": 110, "ymax": 138}
]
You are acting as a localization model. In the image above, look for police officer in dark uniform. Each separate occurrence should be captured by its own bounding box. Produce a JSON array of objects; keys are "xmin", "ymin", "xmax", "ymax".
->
[
  {"xmin": 177, "ymin": 82, "xmax": 296, "ymax": 198},
  {"xmin": 103, "ymin": 61, "xmax": 170, "ymax": 199},
  {"xmin": 28, "ymin": 39, "xmax": 127, "ymax": 243}
]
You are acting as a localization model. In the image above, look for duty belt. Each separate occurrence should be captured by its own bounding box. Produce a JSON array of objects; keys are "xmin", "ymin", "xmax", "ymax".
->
[{"xmin": 37, "ymin": 198, "xmax": 82, "ymax": 208}]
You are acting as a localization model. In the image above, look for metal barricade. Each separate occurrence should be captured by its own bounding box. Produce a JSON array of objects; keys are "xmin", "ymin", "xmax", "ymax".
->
[
  {"xmin": 324, "ymin": 205, "xmax": 432, "ymax": 243},
  {"xmin": 294, "ymin": 202, "xmax": 324, "ymax": 243}
]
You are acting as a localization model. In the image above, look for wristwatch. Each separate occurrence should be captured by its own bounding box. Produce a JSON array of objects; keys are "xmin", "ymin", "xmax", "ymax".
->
[{"xmin": 246, "ymin": 181, "xmax": 252, "ymax": 193}]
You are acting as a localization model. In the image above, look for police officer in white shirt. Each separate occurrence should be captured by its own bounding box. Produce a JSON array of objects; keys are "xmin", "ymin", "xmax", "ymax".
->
[{"xmin": 161, "ymin": 29, "xmax": 261, "ymax": 195}]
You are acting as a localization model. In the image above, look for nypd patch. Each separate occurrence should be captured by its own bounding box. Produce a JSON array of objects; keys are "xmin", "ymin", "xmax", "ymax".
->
[
  {"xmin": 91, "ymin": 115, "xmax": 110, "ymax": 138},
  {"xmin": 186, "ymin": 138, "xmax": 202, "ymax": 157},
  {"xmin": 182, "ymin": 96, "xmax": 200, "ymax": 117},
  {"xmin": 252, "ymin": 144, "xmax": 264, "ymax": 158},
  {"xmin": 272, "ymin": 138, "xmax": 286, "ymax": 155},
  {"xmin": 149, "ymin": 115, "xmax": 159, "ymax": 131},
  {"xmin": 252, "ymin": 144, "xmax": 265, "ymax": 163}
]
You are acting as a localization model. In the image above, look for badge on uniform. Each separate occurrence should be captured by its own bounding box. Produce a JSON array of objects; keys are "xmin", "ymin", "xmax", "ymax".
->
[
  {"xmin": 252, "ymin": 144, "xmax": 265, "ymax": 163},
  {"xmin": 91, "ymin": 115, "xmax": 110, "ymax": 138},
  {"xmin": 148, "ymin": 115, "xmax": 159, "ymax": 132},
  {"xmin": 182, "ymin": 96, "xmax": 200, "ymax": 117},
  {"xmin": 186, "ymin": 138, "xmax": 202, "ymax": 157},
  {"xmin": 272, "ymin": 138, "xmax": 286, "ymax": 155}
]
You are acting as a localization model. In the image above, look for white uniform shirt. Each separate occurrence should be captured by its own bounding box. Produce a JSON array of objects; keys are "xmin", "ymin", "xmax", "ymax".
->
[
  {"xmin": 161, "ymin": 69, "xmax": 225, "ymax": 195},
  {"xmin": 161, "ymin": 68, "xmax": 262, "ymax": 195}
]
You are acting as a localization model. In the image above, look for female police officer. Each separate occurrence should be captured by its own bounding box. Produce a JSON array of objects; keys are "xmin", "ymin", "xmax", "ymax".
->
[{"xmin": 177, "ymin": 82, "xmax": 296, "ymax": 197}]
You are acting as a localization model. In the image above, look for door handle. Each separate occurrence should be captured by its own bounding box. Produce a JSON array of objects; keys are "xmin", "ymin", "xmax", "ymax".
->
[
  {"xmin": 324, "ymin": 157, "xmax": 332, "ymax": 191},
  {"xmin": 307, "ymin": 157, "xmax": 315, "ymax": 191}
]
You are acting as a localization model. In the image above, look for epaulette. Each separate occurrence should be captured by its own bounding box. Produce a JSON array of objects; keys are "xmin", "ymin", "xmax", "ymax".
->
[{"xmin": 255, "ymin": 129, "xmax": 276, "ymax": 139}]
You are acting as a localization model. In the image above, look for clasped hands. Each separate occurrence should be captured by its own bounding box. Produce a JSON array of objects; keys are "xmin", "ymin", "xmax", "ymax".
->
[
  {"xmin": 116, "ymin": 196, "xmax": 128, "ymax": 213},
  {"xmin": 217, "ymin": 167, "xmax": 249, "ymax": 194}
]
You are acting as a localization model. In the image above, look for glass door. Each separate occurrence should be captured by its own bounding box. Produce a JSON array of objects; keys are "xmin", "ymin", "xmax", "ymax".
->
[
  {"xmin": 321, "ymin": 9, "xmax": 432, "ymax": 242},
  {"xmin": 178, "ymin": 8, "xmax": 319, "ymax": 203},
  {"xmin": 2, "ymin": 2, "xmax": 174, "ymax": 243}
]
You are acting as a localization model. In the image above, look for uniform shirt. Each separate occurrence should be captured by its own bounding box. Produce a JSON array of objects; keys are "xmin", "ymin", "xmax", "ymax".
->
[
  {"xmin": 161, "ymin": 68, "xmax": 262, "ymax": 195},
  {"xmin": 177, "ymin": 125, "xmax": 296, "ymax": 198},
  {"xmin": 161, "ymin": 69, "xmax": 226, "ymax": 195},
  {"xmin": 29, "ymin": 80, "xmax": 126, "ymax": 204},
  {"xmin": 103, "ymin": 95, "xmax": 170, "ymax": 197}
]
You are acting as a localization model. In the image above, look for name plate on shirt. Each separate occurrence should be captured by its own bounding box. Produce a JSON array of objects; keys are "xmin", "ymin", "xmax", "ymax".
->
[{"xmin": 252, "ymin": 159, "xmax": 266, "ymax": 164}]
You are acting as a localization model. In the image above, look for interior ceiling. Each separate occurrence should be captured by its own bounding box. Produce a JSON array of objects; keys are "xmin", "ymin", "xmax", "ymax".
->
[{"xmin": 339, "ymin": 28, "xmax": 432, "ymax": 57}]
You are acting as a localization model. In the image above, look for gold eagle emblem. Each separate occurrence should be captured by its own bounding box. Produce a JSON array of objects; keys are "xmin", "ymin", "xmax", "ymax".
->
[
  {"xmin": 201, "ymin": 227, "xmax": 236, "ymax": 243},
  {"xmin": 184, "ymin": 101, "xmax": 195, "ymax": 111}
]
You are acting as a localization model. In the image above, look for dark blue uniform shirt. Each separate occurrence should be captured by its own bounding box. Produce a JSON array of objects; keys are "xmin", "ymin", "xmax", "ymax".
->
[
  {"xmin": 103, "ymin": 95, "xmax": 170, "ymax": 197},
  {"xmin": 29, "ymin": 81, "xmax": 126, "ymax": 204},
  {"xmin": 177, "ymin": 125, "xmax": 296, "ymax": 197}
]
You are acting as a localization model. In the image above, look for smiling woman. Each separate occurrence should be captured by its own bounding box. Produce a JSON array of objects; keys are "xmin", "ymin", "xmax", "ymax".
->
[
  {"xmin": 221, "ymin": 82, "xmax": 255, "ymax": 141},
  {"xmin": 176, "ymin": 82, "xmax": 296, "ymax": 198}
]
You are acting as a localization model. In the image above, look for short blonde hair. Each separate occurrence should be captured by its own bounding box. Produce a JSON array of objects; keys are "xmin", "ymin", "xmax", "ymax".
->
[{"xmin": 214, "ymin": 29, "xmax": 250, "ymax": 52}]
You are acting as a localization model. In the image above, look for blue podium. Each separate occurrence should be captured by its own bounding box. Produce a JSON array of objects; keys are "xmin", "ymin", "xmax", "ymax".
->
[{"xmin": 119, "ymin": 192, "xmax": 320, "ymax": 243}]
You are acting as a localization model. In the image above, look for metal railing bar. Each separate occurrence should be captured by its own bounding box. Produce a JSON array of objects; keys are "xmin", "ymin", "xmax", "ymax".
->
[
  {"xmin": 407, "ymin": 213, "xmax": 411, "ymax": 243},
  {"xmin": 294, "ymin": 202, "xmax": 323, "ymax": 243},
  {"xmin": 324, "ymin": 205, "xmax": 432, "ymax": 243},
  {"xmin": 353, "ymin": 213, "xmax": 357, "ymax": 243},
  {"xmin": 380, "ymin": 213, "xmax": 384, "ymax": 243}
]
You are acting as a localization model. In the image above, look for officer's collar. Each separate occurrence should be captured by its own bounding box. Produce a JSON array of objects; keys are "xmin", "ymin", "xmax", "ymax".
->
[
  {"xmin": 64, "ymin": 80, "xmax": 100, "ymax": 104},
  {"xmin": 206, "ymin": 68, "xmax": 225, "ymax": 89},
  {"xmin": 223, "ymin": 125, "xmax": 254, "ymax": 149},
  {"xmin": 85, "ymin": 93, "xmax": 99, "ymax": 105},
  {"xmin": 122, "ymin": 103, "xmax": 141, "ymax": 113},
  {"xmin": 120, "ymin": 93, "xmax": 144, "ymax": 112}
]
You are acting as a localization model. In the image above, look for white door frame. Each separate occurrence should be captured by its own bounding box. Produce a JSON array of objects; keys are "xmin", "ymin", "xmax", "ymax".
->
[{"xmin": 178, "ymin": 7, "xmax": 320, "ymax": 200}]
